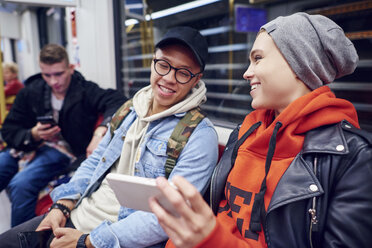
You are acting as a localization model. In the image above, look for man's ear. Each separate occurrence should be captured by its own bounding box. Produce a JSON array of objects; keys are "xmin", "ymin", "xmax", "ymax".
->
[
  {"xmin": 68, "ymin": 64, "xmax": 75, "ymax": 71},
  {"xmin": 192, "ymin": 73, "xmax": 203, "ymax": 88}
]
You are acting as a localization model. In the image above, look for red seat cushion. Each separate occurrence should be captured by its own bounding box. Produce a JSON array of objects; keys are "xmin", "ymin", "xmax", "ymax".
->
[
  {"xmin": 218, "ymin": 144, "xmax": 225, "ymax": 161},
  {"xmin": 35, "ymin": 194, "xmax": 53, "ymax": 216}
]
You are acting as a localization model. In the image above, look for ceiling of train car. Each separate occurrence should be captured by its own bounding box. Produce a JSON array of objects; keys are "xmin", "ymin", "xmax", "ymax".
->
[
  {"xmin": 145, "ymin": 0, "xmax": 288, "ymax": 11},
  {"xmin": 0, "ymin": 1, "xmax": 29, "ymax": 13},
  {"xmin": 146, "ymin": 0, "xmax": 195, "ymax": 12},
  {"xmin": 141, "ymin": 0, "xmax": 229, "ymax": 26}
]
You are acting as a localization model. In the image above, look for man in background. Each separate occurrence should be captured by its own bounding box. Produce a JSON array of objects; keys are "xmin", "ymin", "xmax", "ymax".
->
[{"xmin": 0, "ymin": 44, "xmax": 126, "ymax": 227}]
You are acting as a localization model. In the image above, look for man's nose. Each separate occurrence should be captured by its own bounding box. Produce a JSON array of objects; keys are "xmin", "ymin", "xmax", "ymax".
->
[
  {"xmin": 50, "ymin": 75, "xmax": 59, "ymax": 84},
  {"xmin": 162, "ymin": 69, "xmax": 177, "ymax": 83}
]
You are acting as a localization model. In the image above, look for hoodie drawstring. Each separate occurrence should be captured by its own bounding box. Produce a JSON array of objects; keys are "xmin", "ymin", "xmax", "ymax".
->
[
  {"xmin": 231, "ymin": 122, "xmax": 262, "ymax": 166},
  {"xmin": 249, "ymin": 121, "xmax": 282, "ymax": 233}
]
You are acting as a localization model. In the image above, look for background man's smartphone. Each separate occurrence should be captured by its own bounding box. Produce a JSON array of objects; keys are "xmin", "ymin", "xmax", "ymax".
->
[
  {"xmin": 36, "ymin": 116, "xmax": 57, "ymax": 127},
  {"xmin": 17, "ymin": 229, "xmax": 53, "ymax": 248}
]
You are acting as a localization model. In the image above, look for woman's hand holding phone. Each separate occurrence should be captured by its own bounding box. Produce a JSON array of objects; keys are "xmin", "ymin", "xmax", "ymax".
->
[{"xmin": 149, "ymin": 176, "xmax": 216, "ymax": 248}]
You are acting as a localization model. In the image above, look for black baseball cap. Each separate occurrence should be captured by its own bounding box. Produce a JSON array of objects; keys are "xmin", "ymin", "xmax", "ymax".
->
[{"xmin": 155, "ymin": 26, "xmax": 208, "ymax": 71}]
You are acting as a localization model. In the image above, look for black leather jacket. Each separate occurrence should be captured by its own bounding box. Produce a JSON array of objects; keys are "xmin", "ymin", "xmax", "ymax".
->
[
  {"xmin": 210, "ymin": 120, "xmax": 372, "ymax": 248},
  {"xmin": 1, "ymin": 71, "xmax": 125, "ymax": 156}
]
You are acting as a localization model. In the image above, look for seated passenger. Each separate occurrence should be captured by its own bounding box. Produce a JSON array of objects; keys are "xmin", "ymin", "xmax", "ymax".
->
[
  {"xmin": 149, "ymin": 13, "xmax": 372, "ymax": 248},
  {"xmin": 0, "ymin": 26, "xmax": 218, "ymax": 247},
  {"xmin": 0, "ymin": 44, "xmax": 126, "ymax": 227},
  {"xmin": 2, "ymin": 62, "xmax": 24, "ymax": 112}
]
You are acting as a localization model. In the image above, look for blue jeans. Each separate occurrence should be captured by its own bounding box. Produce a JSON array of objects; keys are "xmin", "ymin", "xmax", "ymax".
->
[{"xmin": 0, "ymin": 146, "xmax": 70, "ymax": 227}]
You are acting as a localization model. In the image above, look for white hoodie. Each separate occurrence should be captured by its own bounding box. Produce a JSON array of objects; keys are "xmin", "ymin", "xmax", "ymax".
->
[{"xmin": 116, "ymin": 80, "xmax": 207, "ymax": 175}]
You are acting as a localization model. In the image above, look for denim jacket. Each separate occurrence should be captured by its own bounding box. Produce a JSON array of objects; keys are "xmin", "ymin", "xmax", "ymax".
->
[{"xmin": 51, "ymin": 108, "xmax": 219, "ymax": 248}]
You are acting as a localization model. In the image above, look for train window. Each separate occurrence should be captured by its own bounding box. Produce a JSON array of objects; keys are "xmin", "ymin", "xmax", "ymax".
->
[
  {"xmin": 308, "ymin": 1, "xmax": 372, "ymax": 132},
  {"xmin": 119, "ymin": 0, "xmax": 372, "ymax": 131},
  {"xmin": 36, "ymin": 7, "xmax": 67, "ymax": 48}
]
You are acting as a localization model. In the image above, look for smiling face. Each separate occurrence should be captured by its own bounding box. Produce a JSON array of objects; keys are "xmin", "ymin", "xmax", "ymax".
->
[
  {"xmin": 244, "ymin": 31, "xmax": 311, "ymax": 116},
  {"xmin": 40, "ymin": 60, "xmax": 74, "ymax": 98},
  {"xmin": 150, "ymin": 43, "xmax": 202, "ymax": 114}
]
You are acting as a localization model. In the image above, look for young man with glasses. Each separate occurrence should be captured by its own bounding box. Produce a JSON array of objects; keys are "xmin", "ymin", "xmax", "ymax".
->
[
  {"xmin": 0, "ymin": 44, "xmax": 125, "ymax": 228},
  {"xmin": 0, "ymin": 27, "xmax": 218, "ymax": 248}
]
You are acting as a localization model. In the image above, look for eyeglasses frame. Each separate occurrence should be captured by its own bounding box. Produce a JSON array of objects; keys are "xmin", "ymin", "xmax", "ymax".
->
[{"xmin": 153, "ymin": 59, "xmax": 202, "ymax": 84}]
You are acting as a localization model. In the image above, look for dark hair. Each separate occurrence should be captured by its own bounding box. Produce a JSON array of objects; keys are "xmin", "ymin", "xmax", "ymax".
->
[{"xmin": 39, "ymin": 44, "xmax": 69, "ymax": 65}]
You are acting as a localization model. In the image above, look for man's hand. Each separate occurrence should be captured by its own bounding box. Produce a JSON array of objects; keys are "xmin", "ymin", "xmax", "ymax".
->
[
  {"xmin": 149, "ymin": 176, "xmax": 216, "ymax": 248},
  {"xmin": 36, "ymin": 199, "xmax": 75, "ymax": 232},
  {"xmin": 50, "ymin": 228, "xmax": 94, "ymax": 248},
  {"xmin": 86, "ymin": 126, "xmax": 107, "ymax": 157},
  {"xmin": 31, "ymin": 122, "xmax": 61, "ymax": 141},
  {"xmin": 36, "ymin": 208, "xmax": 66, "ymax": 232}
]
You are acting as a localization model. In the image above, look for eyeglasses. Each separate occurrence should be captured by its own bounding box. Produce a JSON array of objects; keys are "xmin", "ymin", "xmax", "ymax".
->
[{"xmin": 153, "ymin": 59, "xmax": 202, "ymax": 84}]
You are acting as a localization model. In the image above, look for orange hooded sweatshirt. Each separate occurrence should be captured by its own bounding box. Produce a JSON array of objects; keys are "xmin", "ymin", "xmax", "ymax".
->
[{"xmin": 166, "ymin": 86, "xmax": 359, "ymax": 248}]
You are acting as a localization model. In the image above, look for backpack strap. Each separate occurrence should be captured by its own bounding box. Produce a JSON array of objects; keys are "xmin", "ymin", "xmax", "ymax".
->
[
  {"xmin": 165, "ymin": 107, "xmax": 206, "ymax": 179},
  {"xmin": 109, "ymin": 101, "xmax": 205, "ymax": 179},
  {"xmin": 109, "ymin": 99, "xmax": 133, "ymax": 138}
]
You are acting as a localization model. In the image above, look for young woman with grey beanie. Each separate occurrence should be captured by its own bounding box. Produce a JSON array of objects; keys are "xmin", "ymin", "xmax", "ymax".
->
[{"xmin": 150, "ymin": 12, "xmax": 372, "ymax": 248}]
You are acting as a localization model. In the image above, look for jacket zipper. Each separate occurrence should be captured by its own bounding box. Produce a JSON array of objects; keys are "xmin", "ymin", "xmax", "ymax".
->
[{"xmin": 309, "ymin": 155, "xmax": 318, "ymax": 248}]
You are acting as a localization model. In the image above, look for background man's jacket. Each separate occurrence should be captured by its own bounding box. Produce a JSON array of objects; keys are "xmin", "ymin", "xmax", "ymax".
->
[{"xmin": 1, "ymin": 71, "xmax": 126, "ymax": 157}]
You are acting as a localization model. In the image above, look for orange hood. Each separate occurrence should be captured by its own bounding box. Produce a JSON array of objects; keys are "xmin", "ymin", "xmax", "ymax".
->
[{"xmin": 240, "ymin": 86, "xmax": 359, "ymax": 158}]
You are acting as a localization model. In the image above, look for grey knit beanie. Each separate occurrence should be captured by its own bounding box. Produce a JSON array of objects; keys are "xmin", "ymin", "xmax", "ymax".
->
[{"xmin": 261, "ymin": 12, "xmax": 358, "ymax": 90}]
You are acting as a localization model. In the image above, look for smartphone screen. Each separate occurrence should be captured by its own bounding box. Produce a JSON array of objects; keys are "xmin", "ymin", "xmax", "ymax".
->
[
  {"xmin": 17, "ymin": 229, "xmax": 53, "ymax": 248},
  {"xmin": 36, "ymin": 116, "xmax": 57, "ymax": 127}
]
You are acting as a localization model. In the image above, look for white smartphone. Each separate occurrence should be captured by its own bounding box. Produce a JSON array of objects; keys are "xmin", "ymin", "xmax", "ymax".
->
[{"xmin": 106, "ymin": 173, "xmax": 179, "ymax": 216}]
